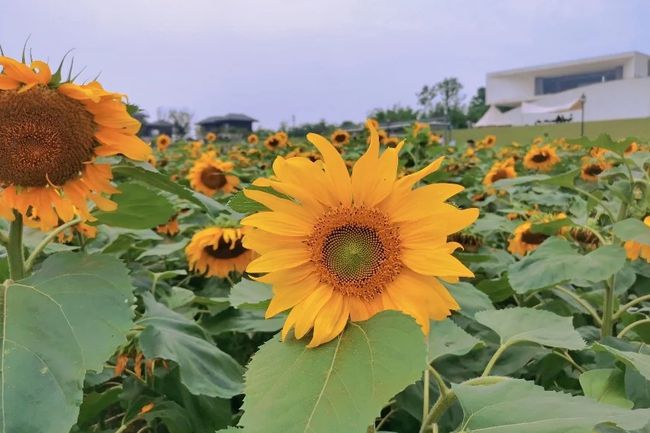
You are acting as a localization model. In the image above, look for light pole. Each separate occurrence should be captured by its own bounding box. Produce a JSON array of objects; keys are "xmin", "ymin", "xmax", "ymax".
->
[{"xmin": 580, "ymin": 93, "xmax": 587, "ymax": 137}]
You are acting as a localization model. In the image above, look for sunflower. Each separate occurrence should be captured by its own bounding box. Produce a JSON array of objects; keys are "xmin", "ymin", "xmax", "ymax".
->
[
  {"xmin": 330, "ymin": 129, "xmax": 350, "ymax": 147},
  {"xmin": 590, "ymin": 147, "xmax": 607, "ymax": 158},
  {"xmin": 56, "ymin": 222, "xmax": 98, "ymax": 244},
  {"xmin": 205, "ymin": 132, "xmax": 217, "ymax": 143},
  {"xmin": 247, "ymin": 133, "xmax": 259, "ymax": 145},
  {"xmin": 412, "ymin": 121, "xmax": 430, "ymax": 135},
  {"xmin": 384, "ymin": 136, "xmax": 401, "ymax": 148},
  {"xmin": 0, "ymin": 55, "xmax": 151, "ymax": 231},
  {"xmin": 156, "ymin": 134, "xmax": 171, "ymax": 152},
  {"xmin": 569, "ymin": 227, "xmax": 600, "ymax": 251},
  {"xmin": 241, "ymin": 122, "xmax": 478, "ymax": 347},
  {"xmin": 275, "ymin": 131, "xmax": 289, "ymax": 146},
  {"xmin": 187, "ymin": 151, "xmax": 239, "ymax": 195},
  {"xmin": 580, "ymin": 159, "xmax": 610, "ymax": 182},
  {"xmin": 523, "ymin": 144, "xmax": 560, "ymax": 172},
  {"xmin": 624, "ymin": 141, "xmax": 639, "ymax": 156},
  {"xmin": 264, "ymin": 133, "xmax": 285, "ymax": 151},
  {"xmin": 147, "ymin": 154, "xmax": 157, "ymax": 167},
  {"xmin": 477, "ymin": 135, "xmax": 496, "ymax": 149},
  {"xmin": 156, "ymin": 214, "xmax": 180, "ymax": 236},
  {"xmin": 624, "ymin": 216, "xmax": 650, "ymax": 263},
  {"xmin": 508, "ymin": 213, "xmax": 567, "ymax": 255},
  {"xmin": 189, "ymin": 140, "xmax": 202, "ymax": 158},
  {"xmin": 483, "ymin": 160, "xmax": 517, "ymax": 187},
  {"xmin": 429, "ymin": 133, "xmax": 441, "ymax": 144},
  {"xmin": 186, "ymin": 226, "xmax": 254, "ymax": 277}
]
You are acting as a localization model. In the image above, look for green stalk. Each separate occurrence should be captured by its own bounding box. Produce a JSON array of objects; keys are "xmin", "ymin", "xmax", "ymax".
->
[
  {"xmin": 24, "ymin": 217, "xmax": 82, "ymax": 273},
  {"xmin": 601, "ymin": 276, "xmax": 615, "ymax": 338},
  {"xmin": 617, "ymin": 318, "xmax": 650, "ymax": 338},
  {"xmin": 7, "ymin": 211, "xmax": 25, "ymax": 280}
]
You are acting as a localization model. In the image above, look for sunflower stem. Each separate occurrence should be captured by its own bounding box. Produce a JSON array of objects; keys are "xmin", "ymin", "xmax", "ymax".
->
[
  {"xmin": 7, "ymin": 211, "xmax": 25, "ymax": 280},
  {"xmin": 613, "ymin": 294, "xmax": 650, "ymax": 320},
  {"xmin": 422, "ymin": 348, "xmax": 430, "ymax": 422},
  {"xmin": 24, "ymin": 217, "xmax": 82, "ymax": 274},
  {"xmin": 601, "ymin": 276, "xmax": 616, "ymax": 338},
  {"xmin": 617, "ymin": 318, "xmax": 650, "ymax": 338},
  {"xmin": 481, "ymin": 342, "xmax": 513, "ymax": 377}
]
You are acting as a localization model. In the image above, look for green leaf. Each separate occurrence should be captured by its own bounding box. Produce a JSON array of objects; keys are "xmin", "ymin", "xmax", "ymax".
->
[
  {"xmin": 475, "ymin": 307, "xmax": 585, "ymax": 350},
  {"xmin": 228, "ymin": 278, "xmax": 272, "ymax": 308},
  {"xmin": 530, "ymin": 217, "xmax": 573, "ymax": 236},
  {"xmin": 537, "ymin": 168, "xmax": 580, "ymax": 188},
  {"xmin": 428, "ymin": 319, "xmax": 484, "ymax": 362},
  {"xmin": 201, "ymin": 308, "xmax": 285, "ymax": 335},
  {"xmin": 138, "ymin": 293, "xmax": 244, "ymax": 398},
  {"xmin": 137, "ymin": 239, "xmax": 188, "ymax": 260},
  {"xmin": 613, "ymin": 218, "xmax": 650, "ymax": 245},
  {"xmin": 594, "ymin": 343, "xmax": 650, "ymax": 381},
  {"xmin": 579, "ymin": 369, "xmax": 633, "ymax": 409},
  {"xmin": 239, "ymin": 311, "xmax": 425, "ymax": 433},
  {"xmin": 444, "ymin": 281, "xmax": 495, "ymax": 318},
  {"xmin": 453, "ymin": 378, "xmax": 650, "ymax": 432},
  {"xmin": 76, "ymin": 387, "xmax": 123, "ymax": 428},
  {"xmin": 227, "ymin": 185, "xmax": 290, "ymax": 214},
  {"xmin": 508, "ymin": 238, "xmax": 626, "ymax": 293},
  {"xmin": 94, "ymin": 182, "xmax": 176, "ymax": 229},
  {"xmin": 492, "ymin": 174, "xmax": 549, "ymax": 188},
  {"xmin": 1, "ymin": 252, "xmax": 134, "ymax": 433}
]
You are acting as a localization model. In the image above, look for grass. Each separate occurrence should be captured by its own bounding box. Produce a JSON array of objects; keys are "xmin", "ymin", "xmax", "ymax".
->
[{"xmin": 439, "ymin": 117, "xmax": 650, "ymax": 145}]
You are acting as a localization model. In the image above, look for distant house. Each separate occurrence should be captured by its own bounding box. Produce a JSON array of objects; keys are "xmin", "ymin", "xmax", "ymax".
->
[
  {"xmin": 197, "ymin": 113, "xmax": 258, "ymax": 135},
  {"xmin": 138, "ymin": 119, "xmax": 175, "ymax": 138}
]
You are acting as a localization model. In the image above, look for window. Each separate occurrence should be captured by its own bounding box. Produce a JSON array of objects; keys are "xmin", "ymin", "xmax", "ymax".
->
[{"xmin": 535, "ymin": 66, "xmax": 623, "ymax": 95}]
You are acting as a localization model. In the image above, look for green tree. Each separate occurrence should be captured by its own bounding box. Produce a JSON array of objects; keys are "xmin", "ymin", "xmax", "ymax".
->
[
  {"xmin": 369, "ymin": 104, "xmax": 418, "ymax": 123},
  {"xmin": 467, "ymin": 86, "xmax": 489, "ymax": 123}
]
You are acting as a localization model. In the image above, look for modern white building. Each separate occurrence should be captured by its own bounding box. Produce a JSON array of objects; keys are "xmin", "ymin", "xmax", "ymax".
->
[{"xmin": 477, "ymin": 51, "xmax": 650, "ymax": 127}]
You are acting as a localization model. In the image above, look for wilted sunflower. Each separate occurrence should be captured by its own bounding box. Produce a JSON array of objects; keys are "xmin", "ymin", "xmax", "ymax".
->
[
  {"xmin": 523, "ymin": 144, "xmax": 560, "ymax": 172},
  {"xmin": 186, "ymin": 226, "xmax": 254, "ymax": 277},
  {"xmin": 156, "ymin": 214, "xmax": 180, "ymax": 236},
  {"xmin": 187, "ymin": 151, "xmax": 239, "ymax": 195},
  {"xmin": 205, "ymin": 132, "xmax": 217, "ymax": 143},
  {"xmin": 264, "ymin": 133, "xmax": 285, "ymax": 151},
  {"xmin": 0, "ymin": 55, "xmax": 151, "ymax": 231},
  {"xmin": 569, "ymin": 227, "xmax": 600, "ymax": 251},
  {"xmin": 580, "ymin": 159, "xmax": 610, "ymax": 182},
  {"xmin": 156, "ymin": 134, "xmax": 171, "ymax": 152},
  {"xmin": 247, "ymin": 133, "xmax": 259, "ymax": 145},
  {"xmin": 508, "ymin": 213, "xmax": 567, "ymax": 255},
  {"xmin": 241, "ymin": 123, "xmax": 478, "ymax": 347},
  {"xmin": 483, "ymin": 159, "xmax": 517, "ymax": 187},
  {"xmin": 330, "ymin": 129, "xmax": 350, "ymax": 147},
  {"xmin": 624, "ymin": 216, "xmax": 650, "ymax": 263}
]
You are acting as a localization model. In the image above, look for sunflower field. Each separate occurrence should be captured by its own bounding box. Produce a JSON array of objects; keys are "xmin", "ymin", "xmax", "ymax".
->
[{"xmin": 2, "ymin": 53, "xmax": 650, "ymax": 433}]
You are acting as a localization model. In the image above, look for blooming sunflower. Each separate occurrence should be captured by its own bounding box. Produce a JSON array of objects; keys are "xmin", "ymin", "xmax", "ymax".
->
[
  {"xmin": 483, "ymin": 160, "xmax": 517, "ymax": 187},
  {"xmin": 187, "ymin": 151, "xmax": 239, "ymax": 195},
  {"xmin": 275, "ymin": 131, "xmax": 289, "ymax": 146},
  {"xmin": 0, "ymin": 55, "xmax": 151, "ymax": 231},
  {"xmin": 205, "ymin": 132, "xmax": 217, "ymax": 143},
  {"xmin": 624, "ymin": 216, "xmax": 650, "ymax": 263},
  {"xmin": 477, "ymin": 135, "xmax": 496, "ymax": 149},
  {"xmin": 264, "ymin": 133, "xmax": 285, "ymax": 151},
  {"xmin": 580, "ymin": 159, "xmax": 610, "ymax": 182},
  {"xmin": 247, "ymin": 133, "xmax": 259, "ymax": 145},
  {"xmin": 241, "ymin": 123, "xmax": 479, "ymax": 347},
  {"xmin": 412, "ymin": 121, "xmax": 430, "ymax": 135},
  {"xmin": 624, "ymin": 141, "xmax": 639, "ymax": 156},
  {"xmin": 384, "ymin": 136, "xmax": 401, "ymax": 148},
  {"xmin": 156, "ymin": 134, "xmax": 171, "ymax": 152},
  {"xmin": 330, "ymin": 129, "xmax": 350, "ymax": 147},
  {"xmin": 508, "ymin": 213, "xmax": 567, "ymax": 255},
  {"xmin": 523, "ymin": 144, "xmax": 560, "ymax": 172},
  {"xmin": 189, "ymin": 140, "xmax": 202, "ymax": 158},
  {"xmin": 186, "ymin": 226, "xmax": 254, "ymax": 277}
]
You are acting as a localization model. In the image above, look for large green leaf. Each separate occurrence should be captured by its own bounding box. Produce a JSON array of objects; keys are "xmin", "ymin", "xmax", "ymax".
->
[
  {"xmin": 428, "ymin": 319, "xmax": 483, "ymax": 362},
  {"xmin": 613, "ymin": 218, "xmax": 650, "ymax": 245},
  {"xmin": 507, "ymin": 238, "xmax": 626, "ymax": 293},
  {"xmin": 475, "ymin": 307, "xmax": 585, "ymax": 350},
  {"xmin": 594, "ymin": 343, "xmax": 650, "ymax": 380},
  {"xmin": 453, "ymin": 378, "xmax": 650, "ymax": 432},
  {"xmin": 94, "ymin": 182, "xmax": 176, "ymax": 229},
  {"xmin": 239, "ymin": 311, "xmax": 425, "ymax": 433},
  {"xmin": 228, "ymin": 278, "xmax": 272, "ymax": 309},
  {"xmin": 138, "ymin": 293, "xmax": 244, "ymax": 398},
  {"xmin": 579, "ymin": 369, "xmax": 633, "ymax": 409},
  {"xmin": 443, "ymin": 281, "xmax": 495, "ymax": 318},
  {"xmin": 1, "ymin": 252, "xmax": 134, "ymax": 433}
]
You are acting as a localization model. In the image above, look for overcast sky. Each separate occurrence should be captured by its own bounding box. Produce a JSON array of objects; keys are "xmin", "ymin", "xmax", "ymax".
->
[{"xmin": 1, "ymin": 0, "xmax": 648, "ymax": 129}]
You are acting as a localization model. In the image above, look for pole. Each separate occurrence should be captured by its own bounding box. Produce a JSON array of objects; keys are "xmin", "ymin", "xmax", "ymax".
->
[{"xmin": 580, "ymin": 93, "xmax": 586, "ymax": 137}]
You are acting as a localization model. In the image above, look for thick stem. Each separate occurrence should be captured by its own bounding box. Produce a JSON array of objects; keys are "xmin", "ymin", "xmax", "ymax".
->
[
  {"xmin": 24, "ymin": 217, "xmax": 82, "ymax": 273},
  {"xmin": 601, "ymin": 276, "xmax": 616, "ymax": 338},
  {"xmin": 7, "ymin": 211, "xmax": 25, "ymax": 280},
  {"xmin": 613, "ymin": 294, "xmax": 650, "ymax": 320},
  {"xmin": 553, "ymin": 286, "xmax": 602, "ymax": 325},
  {"xmin": 418, "ymin": 390, "xmax": 456, "ymax": 433},
  {"xmin": 481, "ymin": 342, "xmax": 512, "ymax": 377},
  {"xmin": 422, "ymin": 361, "xmax": 430, "ymax": 422}
]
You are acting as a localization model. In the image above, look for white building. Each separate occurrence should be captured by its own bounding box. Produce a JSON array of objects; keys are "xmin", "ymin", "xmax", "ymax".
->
[{"xmin": 477, "ymin": 51, "xmax": 650, "ymax": 127}]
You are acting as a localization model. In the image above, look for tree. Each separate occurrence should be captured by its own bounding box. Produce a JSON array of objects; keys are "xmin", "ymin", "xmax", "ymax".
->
[
  {"xmin": 467, "ymin": 86, "xmax": 489, "ymax": 124},
  {"xmin": 435, "ymin": 77, "xmax": 464, "ymax": 116},
  {"xmin": 158, "ymin": 107, "xmax": 194, "ymax": 137},
  {"xmin": 416, "ymin": 85, "xmax": 437, "ymax": 116},
  {"xmin": 369, "ymin": 104, "xmax": 418, "ymax": 123}
]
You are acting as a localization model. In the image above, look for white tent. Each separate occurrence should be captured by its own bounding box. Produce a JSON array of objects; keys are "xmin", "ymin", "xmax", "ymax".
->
[
  {"xmin": 474, "ymin": 105, "xmax": 511, "ymax": 127},
  {"xmin": 521, "ymin": 96, "xmax": 584, "ymax": 114}
]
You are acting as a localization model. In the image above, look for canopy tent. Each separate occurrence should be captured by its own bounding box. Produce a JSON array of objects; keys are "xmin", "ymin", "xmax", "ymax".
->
[
  {"xmin": 474, "ymin": 105, "xmax": 512, "ymax": 127},
  {"xmin": 521, "ymin": 95, "xmax": 584, "ymax": 114}
]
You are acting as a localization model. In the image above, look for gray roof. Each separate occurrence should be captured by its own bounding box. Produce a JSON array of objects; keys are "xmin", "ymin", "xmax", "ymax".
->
[
  {"xmin": 197, "ymin": 113, "xmax": 258, "ymax": 125},
  {"xmin": 145, "ymin": 119, "xmax": 174, "ymax": 127}
]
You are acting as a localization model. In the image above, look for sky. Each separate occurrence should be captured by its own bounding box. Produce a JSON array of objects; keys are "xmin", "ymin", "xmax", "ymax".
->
[{"xmin": 1, "ymin": 0, "xmax": 648, "ymax": 130}]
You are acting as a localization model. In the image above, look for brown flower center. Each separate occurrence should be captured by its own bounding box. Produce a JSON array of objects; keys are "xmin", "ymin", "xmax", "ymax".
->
[
  {"xmin": 520, "ymin": 230, "xmax": 548, "ymax": 245},
  {"xmin": 531, "ymin": 152, "xmax": 549, "ymax": 163},
  {"xmin": 0, "ymin": 86, "xmax": 96, "ymax": 187},
  {"xmin": 334, "ymin": 133, "xmax": 347, "ymax": 143},
  {"xmin": 204, "ymin": 237, "xmax": 247, "ymax": 259},
  {"xmin": 490, "ymin": 168, "xmax": 511, "ymax": 183},
  {"xmin": 200, "ymin": 166, "xmax": 227, "ymax": 189},
  {"xmin": 267, "ymin": 138, "xmax": 279, "ymax": 147},
  {"xmin": 307, "ymin": 206, "xmax": 401, "ymax": 300},
  {"xmin": 584, "ymin": 164, "xmax": 603, "ymax": 176}
]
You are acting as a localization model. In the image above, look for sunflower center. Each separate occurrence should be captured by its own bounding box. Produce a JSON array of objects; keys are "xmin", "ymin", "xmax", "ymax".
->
[
  {"xmin": 520, "ymin": 230, "xmax": 548, "ymax": 245},
  {"xmin": 204, "ymin": 238, "xmax": 247, "ymax": 259},
  {"xmin": 307, "ymin": 206, "xmax": 401, "ymax": 300},
  {"xmin": 200, "ymin": 166, "xmax": 227, "ymax": 189},
  {"xmin": 584, "ymin": 164, "xmax": 603, "ymax": 176},
  {"xmin": 268, "ymin": 138, "xmax": 279, "ymax": 147},
  {"xmin": 0, "ymin": 86, "xmax": 96, "ymax": 187},
  {"xmin": 491, "ymin": 168, "xmax": 510, "ymax": 182},
  {"xmin": 334, "ymin": 134, "xmax": 346, "ymax": 143},
  {"xmin": 531, "ymin": 152, "xmax": 549, "ymax": 163}
]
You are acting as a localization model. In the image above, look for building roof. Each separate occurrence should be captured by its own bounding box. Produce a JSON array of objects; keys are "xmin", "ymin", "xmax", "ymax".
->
[
  {"xmin": 145, "ymin": 119, "xmax": 174, "ymax": 127},
  {"xmin": 197, "ymin": 113, "xmax": 258, "ymax": 125},
  {"xmin": 488, "ymin": 51, "xmax": 650, "ymax": 78}
]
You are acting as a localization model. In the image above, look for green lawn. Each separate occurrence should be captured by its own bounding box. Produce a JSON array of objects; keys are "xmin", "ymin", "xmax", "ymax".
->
[{"xmin": 441, "ymin": 117, "xmax": 650, "ymax": 145}]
